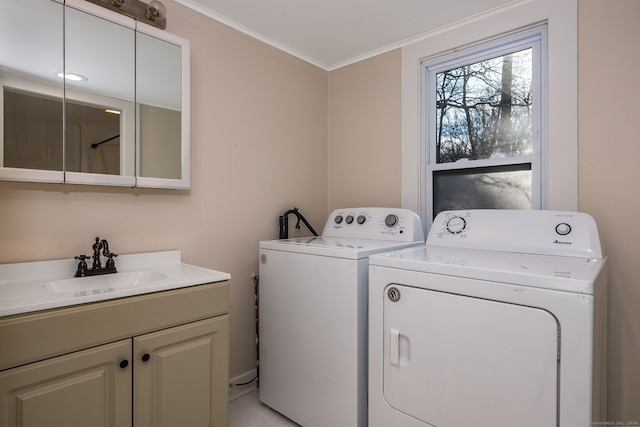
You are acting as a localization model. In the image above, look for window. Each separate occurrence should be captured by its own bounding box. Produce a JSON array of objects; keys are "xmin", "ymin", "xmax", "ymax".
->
[{"xmin": 422, "ymin": 28, "xmax": 546, "ymax": 223}]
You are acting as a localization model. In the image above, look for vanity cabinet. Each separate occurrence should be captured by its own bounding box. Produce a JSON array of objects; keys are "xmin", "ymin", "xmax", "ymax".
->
[{"xmin": 0, "ymin": 281, "xmax": 229, "ymax": 427}]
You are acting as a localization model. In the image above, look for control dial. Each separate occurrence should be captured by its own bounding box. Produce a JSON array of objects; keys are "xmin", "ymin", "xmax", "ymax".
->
[
  {"xmin": 446, "ymin": 216, "xmax": 466, "ymax": 234},
  {"xmin": 385, "ymin": 214, "xmax": 399, "ymax": 228},
  {"xmin": 334, "ymin": 215, "xmax": 343, "ymax": 224},
  {"xmin": 357, "ymin": 215, "xmax": 366, "ymax": 225},
  {"xmin": 345, "ymin": 215, "xmax": 354, "ymax": 224},
  {"xmin": 555, "ymin": 223, "xmax": 572, "ymax": 236}
]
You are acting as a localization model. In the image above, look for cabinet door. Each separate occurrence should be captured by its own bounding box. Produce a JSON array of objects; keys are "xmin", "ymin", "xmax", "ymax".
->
[
  {"xmin": 134, "ymin": 316, "xmax": 229, "ymax": 427},
  {"xmin": 0, "ymin": 340, "xmax": 132, "ymax": 427}
]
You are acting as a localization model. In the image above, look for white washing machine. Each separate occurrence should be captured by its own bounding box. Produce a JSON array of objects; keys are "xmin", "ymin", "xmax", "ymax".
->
[
  {"xmin": 368, "ymin": 209, "xmax": 607, "ymax": 427},
  {"xmin": 259, "ymin": 207, "xmax": 424, "ymax": 427}
]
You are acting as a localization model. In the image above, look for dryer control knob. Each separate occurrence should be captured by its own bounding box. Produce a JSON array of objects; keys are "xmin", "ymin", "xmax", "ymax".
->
[
  {"xmin": 385, "ymin": 214, "xmax": 399, "ymax": 228},
  {"xmin": 446, "ymin": 216, "xmax": 466, "ymax": 234},
  {"xmin": 346, "ymin": 215, "xmax": 354, "ymax": 224},
  {"xmin": 357, "ymin": 215, "xmax": 366, "ymax": 225},
  {"xmin": 334, "ymin": 215, "xmax": 343, "ymax": 224},
  {"xmin": 555, "ymin": 223, "xmax": 572, "ymax": 235}
]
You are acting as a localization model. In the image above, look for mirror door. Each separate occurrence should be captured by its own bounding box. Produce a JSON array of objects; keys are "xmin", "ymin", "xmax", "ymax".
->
[
  {"xmin": 64, "ymin": 1, "xmax": 136, "ymax": 186},
  {"xmin": 0, "ymin": 0, "xmax": 64, "ymax": 182},
  {"xmin": 135, "ymin": 25, "xmax": 190, "ymax": 189}
]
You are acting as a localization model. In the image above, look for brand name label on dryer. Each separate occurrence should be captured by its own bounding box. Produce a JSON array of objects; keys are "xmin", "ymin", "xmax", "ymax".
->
[{"xmin": 553, "ymin": 240, "xmax": 572, "ymax": 245}]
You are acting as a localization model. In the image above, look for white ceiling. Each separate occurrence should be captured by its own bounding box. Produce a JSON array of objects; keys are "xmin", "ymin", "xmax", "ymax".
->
[{"xmin": 175, "ymin": 0, "xmax": 513, "ymax": 70}]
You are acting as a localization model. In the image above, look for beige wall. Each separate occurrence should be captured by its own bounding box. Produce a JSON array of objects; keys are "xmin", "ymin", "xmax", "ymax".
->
[
  {"xmin": 328, "ymin": 50, "xmax": 402, "ymax": 211},
  {"xmin": 0, "ymin": 0, "xmax": 328, "ymax": 380},
  {"xmin": 578, "ymin": 0, "xmax": 640, "ymax": 421}
]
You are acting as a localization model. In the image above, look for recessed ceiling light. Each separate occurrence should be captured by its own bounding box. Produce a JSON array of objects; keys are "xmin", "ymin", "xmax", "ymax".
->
[{"xmin": 56, "ymin": 72, "xmax": 88, "ymax": 82}]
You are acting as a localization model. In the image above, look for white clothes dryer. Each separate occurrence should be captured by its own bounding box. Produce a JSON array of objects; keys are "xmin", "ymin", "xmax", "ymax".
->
[
  {"xmin": 368, "ymin": 210, "xmax": 607, "ymax": 427},
  {"xmin": 259, "ymin": 207, "xmax": 424, "ymax": 427}
]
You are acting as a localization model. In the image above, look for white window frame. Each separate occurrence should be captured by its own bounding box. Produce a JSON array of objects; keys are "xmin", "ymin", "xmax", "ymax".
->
[
  {"xmin": 400, "ymin": 0, "xmax": 578, "ymax": 237},
  {"xmin": 421, "ymin": 27, "xmax": 547, "ymax": 224}
]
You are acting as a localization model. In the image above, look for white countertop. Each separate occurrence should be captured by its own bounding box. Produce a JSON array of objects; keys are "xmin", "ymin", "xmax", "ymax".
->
[{"xmin": 0, "ymin": 250, "xmax": 230, "ymax": 317}]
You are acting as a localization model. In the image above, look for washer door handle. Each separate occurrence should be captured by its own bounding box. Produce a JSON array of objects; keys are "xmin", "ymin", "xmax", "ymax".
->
[{"xmin": 390, "ymin": 328, "xmax": 400, "ymax": 366}]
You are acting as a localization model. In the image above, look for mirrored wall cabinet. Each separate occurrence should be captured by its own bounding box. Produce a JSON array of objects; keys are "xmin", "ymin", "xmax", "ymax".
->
[{"xmin": 0, "ymin": 0, "xmax": 191, "ymax": 189}]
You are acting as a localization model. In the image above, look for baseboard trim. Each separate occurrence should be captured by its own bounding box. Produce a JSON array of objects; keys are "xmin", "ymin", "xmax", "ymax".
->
[{"xmin": 229, "ymin": 369, "xmax": 258, "ymax": 401}]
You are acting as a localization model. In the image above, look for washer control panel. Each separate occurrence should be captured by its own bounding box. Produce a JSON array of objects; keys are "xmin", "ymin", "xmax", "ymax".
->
[
  {"xmin": 323, "ymin": 208, "xmax": 424, "ymax": 242},
  {"xmin": 428, "ymin": 209, "xmax": 603, "ymax": 259},
  {"xmin": 335, "ymin": 214, "xmax": 370, "ymax": 226}
]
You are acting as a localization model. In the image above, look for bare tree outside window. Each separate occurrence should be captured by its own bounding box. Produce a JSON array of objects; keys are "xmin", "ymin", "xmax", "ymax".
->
[
  {"xmin": 422, "ymin": 29, "xmax": 547, "ymax": 225},
  {"xmin": 435, "ymin": 49, "xmax": 533, "ymax": 164}
]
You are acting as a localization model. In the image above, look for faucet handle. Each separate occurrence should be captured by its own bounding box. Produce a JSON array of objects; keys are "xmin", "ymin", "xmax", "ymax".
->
[
  {"xmin": 74, "ymin": 254, "xmax": 90, "ymax": 277},
  {"xmin": 105, "ymin": 252, "xmax": 118, "ymax": 269},
  {"xmin": 75, "ymin": 254, "xmax": 91, "ymax": 263}
]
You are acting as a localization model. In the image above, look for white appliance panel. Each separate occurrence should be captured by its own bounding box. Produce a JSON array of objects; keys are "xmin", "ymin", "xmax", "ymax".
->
[
  {"xmin": 382, "ymin": 283, "xmax": 558, "ymax": 427},
  {"xmin": 259, "ymin": 207, "xmax": 423, "ymax": 426},
  {"xmin": 369, "ymin": 264, "xmax": 602, "ymax": 427},
  {"xmin": 260, "ymin": 236, "xmax": 422, "ymax": 259},
  {"xmin": 259, "ymin": 249, "xmax": 368, "ymax": 427},
  {"xmin": 370, "ymin": 245, "xmax": 605, "ymax": 294},
  {"xmin": 428, "ymin": 210, "xmax": 603, "ymax": 258},
  {"xmin": 369, "ymin": 212, "xmax": 608, "ymax": 426},
  {"xmin": 322, "ymin": 208, "xmax": 424, "ymax": 242}
]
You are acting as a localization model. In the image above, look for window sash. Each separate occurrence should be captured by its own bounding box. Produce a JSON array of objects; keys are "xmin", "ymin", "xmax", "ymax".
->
[
  {"xmin": 425, "ymin": 155, "xmax": 541, "ymax": 221},
  {"xmin": 420, "ymin": 27, "xmax": 546, "ymax": 225}
]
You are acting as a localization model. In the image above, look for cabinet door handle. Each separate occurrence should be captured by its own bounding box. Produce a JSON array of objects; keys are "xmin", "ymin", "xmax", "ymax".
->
[
  {"xmin": 141, "ymin": 353, "xmax": 150, "ymax": 362},
  {"xmin": 119, "ymin": 359, "xmax": 129, "ymax": 369}
]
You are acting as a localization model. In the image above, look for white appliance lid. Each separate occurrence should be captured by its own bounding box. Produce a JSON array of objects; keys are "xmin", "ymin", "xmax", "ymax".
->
[
  {"xmin": 369, "ymin": 245, "xmax": 605, "ymax": 294},
  {"xmin": 259, "ymin": 207, "xmax": 425, "ymax": 259},
  {"xmin": 260, "ymin": 237, "xmax": 422, "ymax": 260}
]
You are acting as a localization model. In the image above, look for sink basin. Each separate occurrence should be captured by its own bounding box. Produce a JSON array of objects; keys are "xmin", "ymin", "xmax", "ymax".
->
[
  {"xmin": 0, "ymin": 271, "xmax": 169, "ymax": 302},
  {"xmin": 0, "ymin": 280, "xmax": 59, "ymax": 300},
  {"xmin": 0, "ymin": 250, "xmax": 231, "ymax": 317},
  {"xmin": 51, "ymin": 271, "xmax": 168, "ymax": 294}
]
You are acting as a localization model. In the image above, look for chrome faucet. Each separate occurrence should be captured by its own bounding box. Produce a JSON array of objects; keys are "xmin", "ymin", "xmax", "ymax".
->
[{"xmin": 74, "ymin": 237, "xmax": 118, "ymax": 277}]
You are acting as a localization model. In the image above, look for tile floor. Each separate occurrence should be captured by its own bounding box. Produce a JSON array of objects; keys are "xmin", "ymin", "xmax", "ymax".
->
[{"xmin": 230, "ymin": 389, "xmax": 300, "ymax": 427}]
